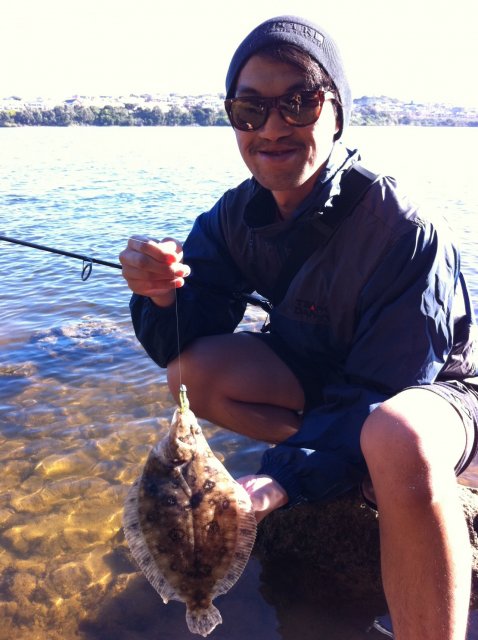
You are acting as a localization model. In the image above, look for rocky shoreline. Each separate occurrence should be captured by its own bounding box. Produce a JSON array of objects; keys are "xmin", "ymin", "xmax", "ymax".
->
[{"xmin": 255, "ymin": 484, "xmax": 478, "ymax": 604}]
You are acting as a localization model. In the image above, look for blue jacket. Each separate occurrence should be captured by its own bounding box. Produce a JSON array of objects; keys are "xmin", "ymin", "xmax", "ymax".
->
[{"xmin": 130, "ymin": 142, "xmax": 478, "ymax": 505}]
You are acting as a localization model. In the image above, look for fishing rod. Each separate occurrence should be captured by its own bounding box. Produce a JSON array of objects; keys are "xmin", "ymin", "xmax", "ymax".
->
[
  {"xmin": 0, "ymin": 234, "xmax": 122, "ymax": 281},
  {"xmin": 0, "ymin": 233, "xmax": 273, "ymax": 313}
]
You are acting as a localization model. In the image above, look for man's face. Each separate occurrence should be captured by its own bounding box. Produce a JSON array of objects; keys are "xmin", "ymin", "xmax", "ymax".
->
[{"xmin": 233, "ymin": 54, "xmax": 339, "ymax": 215}]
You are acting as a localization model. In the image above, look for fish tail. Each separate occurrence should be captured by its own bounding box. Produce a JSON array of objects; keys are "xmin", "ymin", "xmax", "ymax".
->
[{"xmin": 186, "ymin": 603, "xmax": 222, "ymax": 637}]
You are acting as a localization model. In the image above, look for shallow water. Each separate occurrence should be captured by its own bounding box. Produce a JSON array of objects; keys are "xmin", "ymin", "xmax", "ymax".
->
[{"xmin": 1, "ymin": 126, "xmax": 478, "ymax": 639}]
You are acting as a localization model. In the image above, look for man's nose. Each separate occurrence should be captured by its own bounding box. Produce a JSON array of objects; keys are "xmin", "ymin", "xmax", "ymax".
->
[{"xmin": 259, "ymin": 107, "xmax": 292, "ymax": 139}]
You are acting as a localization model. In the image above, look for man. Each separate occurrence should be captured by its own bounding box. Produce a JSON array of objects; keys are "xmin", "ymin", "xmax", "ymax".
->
[{"xmin": 119, "ymin": 16, "xmax": 478, "ymax": 640}]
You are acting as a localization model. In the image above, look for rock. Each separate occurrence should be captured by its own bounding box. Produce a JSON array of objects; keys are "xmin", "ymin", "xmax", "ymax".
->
[
  {"xmin": 254, "ymin": 485, "xmax": 478, "ymax": 602},
  {"xmin": 34, "ymin": 450, "xmax": 94, "ymax": 478},
  {"xmin": 50, "ymin": 562, "xmax": 91, "ymax": 598},
  {"xmin": 0, "ymin": 508, "xmax": 15, "ymax": 527},
  {"xmin": 9, "ymin": 571, "xmax": 38, "ymax": 610},
  {"xmin": 11, "ymin": 476, "xmax": 111, "ymax": 514},
  {"xmin": 459, "ymin": 486, "xmax": 478, "ymax": 594},
  {"xmin": 0, "ymin": 362, "xmax": 37, "ymax": 377}
]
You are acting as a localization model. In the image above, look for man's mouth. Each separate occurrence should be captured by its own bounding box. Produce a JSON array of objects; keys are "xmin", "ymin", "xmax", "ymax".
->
[{"xmin": 255, "ymin": 146, "xmax": 300, "ymax": 159}]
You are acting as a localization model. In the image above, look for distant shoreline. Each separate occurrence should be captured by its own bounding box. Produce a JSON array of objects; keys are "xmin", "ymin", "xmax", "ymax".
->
[{"xmin": 1, "ymin": 94, "xmax": 477, "ymax": 128}]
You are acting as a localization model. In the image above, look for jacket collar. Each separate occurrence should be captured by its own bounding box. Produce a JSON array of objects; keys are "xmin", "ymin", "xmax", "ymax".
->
[{"xmin": 244, "ymin": 142, "xmax": 360, "ymax": 229}]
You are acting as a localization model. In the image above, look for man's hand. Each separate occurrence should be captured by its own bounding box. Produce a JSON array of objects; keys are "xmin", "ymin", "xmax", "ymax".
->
[
  {"xmin": 119, "ymin": 235, "xmax": 190, "ymax": 307},
  {"xmin": 237, "ymin": 474, "xmax": 289, "ymax": 523}
]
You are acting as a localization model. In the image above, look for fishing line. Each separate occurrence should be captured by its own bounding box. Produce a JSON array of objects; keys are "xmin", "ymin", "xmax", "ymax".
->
[
  {"xmin": 174, "ymin": 287, "xmax": 189, "ymax": 413},
  {"xmin": 174, "ymin": 286, "xmax": 183, "ymax": 391}
]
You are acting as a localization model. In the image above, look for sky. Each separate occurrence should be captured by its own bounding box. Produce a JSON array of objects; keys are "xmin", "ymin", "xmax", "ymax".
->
[{"xmin": 1, "ymin": 0, "xmax": 477, "ymax": 106}]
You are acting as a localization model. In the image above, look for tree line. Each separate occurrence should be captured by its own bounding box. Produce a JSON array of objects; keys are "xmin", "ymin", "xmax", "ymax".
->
[
  {"xmin": 0, "ymin": 103, "xmax": 230, "ymax": 127},
  {"xmin": 351, "ymin": 105, "xmax": 478, "ymax": 127},
  {"xmin": 1, "ymin": 101, "xmax": 477, "ymax": 128}
]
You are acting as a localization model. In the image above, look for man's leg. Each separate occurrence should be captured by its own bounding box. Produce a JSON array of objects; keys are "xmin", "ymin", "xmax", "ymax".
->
[
  {"xmin": 167, "ymin": 332, "xmax": 305, "ymax": 443},
  {"xmin": 360, "ymin": 389, "xmax": 471, "ymax": 640}
]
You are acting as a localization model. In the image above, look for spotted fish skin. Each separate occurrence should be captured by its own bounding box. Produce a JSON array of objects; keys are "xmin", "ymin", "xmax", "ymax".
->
[{"xmin": 123, "ymin": 407, "xmax": 257, "ymax": 637}]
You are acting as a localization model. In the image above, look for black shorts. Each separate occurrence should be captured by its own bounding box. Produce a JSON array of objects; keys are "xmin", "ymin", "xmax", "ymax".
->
[
  {"xmin": 404, "ymin": 380, "xmax": 478, "ymax": 476},
  {"xmin": 247, "ymin": 331, "xmax": 478, "ymax": 477}
]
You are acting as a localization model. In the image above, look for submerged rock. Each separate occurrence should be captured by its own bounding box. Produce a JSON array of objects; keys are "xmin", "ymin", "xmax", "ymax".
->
[
  {"xmin": 0, "ymin": 362, "xmax": 37, "ymax": 378},
  {"xmin": 254, "ymin": 485, "xmax": 478, "ymax": 602},
  {"xmin": 50, "ymin": 562, "xmax": 91, "ymax": 598}
]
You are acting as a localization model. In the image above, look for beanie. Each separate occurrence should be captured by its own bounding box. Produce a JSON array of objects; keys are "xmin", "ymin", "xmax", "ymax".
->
[{"xmin": 225, "ymin": 16, "xmax": 351, "ymax": 138}]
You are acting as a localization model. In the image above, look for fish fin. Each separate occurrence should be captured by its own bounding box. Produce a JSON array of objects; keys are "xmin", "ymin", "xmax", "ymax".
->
[
  {"xmin": 122, "ymin": 478, "xmax": 179, "ymax": 604},
  {"xmin": 214, "ymin": 481, "xmax": 257, "ymax": 596},
  {"xmin": 186, "ymin": 603, "xmax": 222, "ymax": 637}
]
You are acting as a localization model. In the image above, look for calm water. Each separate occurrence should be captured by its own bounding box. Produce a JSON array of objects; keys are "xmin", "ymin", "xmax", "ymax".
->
[{"xmin": 1, "ymin": 126, "xmax": 478, "ymax": 640}]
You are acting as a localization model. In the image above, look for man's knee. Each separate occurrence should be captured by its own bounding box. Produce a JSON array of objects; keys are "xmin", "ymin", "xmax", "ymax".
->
[
  {"xmin": 361, "ymin": 409, "xmax": 436, "ymax": 508},
  {"xmin": 360, "ymin": 390, "xmax": 465, "ymax": 504},
  {"xmin": 361, "ymin": 390, "xmax": 465, "ymax": 466},
  {"xmin": 360, "ymin": 398, "xmax": 428, "ymax": 477}
]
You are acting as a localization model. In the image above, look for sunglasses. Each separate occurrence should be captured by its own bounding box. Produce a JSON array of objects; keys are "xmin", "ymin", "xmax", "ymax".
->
[{"xmin": 224, "ymin": 89, "xmax": 335, "ymax": 132}]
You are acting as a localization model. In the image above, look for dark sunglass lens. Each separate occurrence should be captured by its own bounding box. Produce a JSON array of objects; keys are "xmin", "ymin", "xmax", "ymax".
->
[
  {"xmin": 280, "ymin": 91, "xmax": 323, "ymax": 126},
  {"xmin": 231, "ymin": 99, "xmax": 266, "ymax": 131}
]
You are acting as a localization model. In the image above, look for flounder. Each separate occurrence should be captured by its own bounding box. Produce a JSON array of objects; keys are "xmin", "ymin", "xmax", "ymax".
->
[{"xmin": 123, "ymin": 386, "xmax": 257, "ymax": 636}]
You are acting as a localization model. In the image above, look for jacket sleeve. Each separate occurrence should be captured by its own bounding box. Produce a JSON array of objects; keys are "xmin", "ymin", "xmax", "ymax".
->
[
  {"xmin": 130, "ymin": 197, "xmax": 253, "ymax": 367},
  {"xmin": 259, "ymin": 219, "xmax": 461, "ymax": 505}
]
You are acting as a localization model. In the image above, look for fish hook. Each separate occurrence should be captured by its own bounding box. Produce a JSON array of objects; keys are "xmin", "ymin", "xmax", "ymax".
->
[{"xmin": 179, "ymin": 384, "xmax": 189, "ymax": 413}]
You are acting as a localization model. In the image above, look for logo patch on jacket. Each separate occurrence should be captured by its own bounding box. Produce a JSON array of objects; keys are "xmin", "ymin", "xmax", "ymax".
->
[{"xmin": 294, "ymin": 299, "xmax": 329, "ymax": 323}]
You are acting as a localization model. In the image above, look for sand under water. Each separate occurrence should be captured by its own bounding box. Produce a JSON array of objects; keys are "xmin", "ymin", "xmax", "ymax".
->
[
  {"xmin": 0, "ymin": 312, "xmax": 410, "ymax": 640},
  {"xmin": 2, "ymin": 315, "xmax": 477, "ymax": 640}
]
